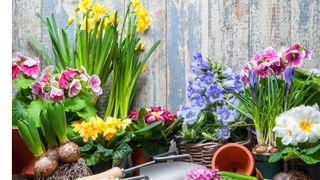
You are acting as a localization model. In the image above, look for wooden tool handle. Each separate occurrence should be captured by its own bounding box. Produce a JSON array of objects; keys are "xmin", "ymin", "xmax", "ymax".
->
[{"xmin": 77, "ymin": 167, "xmax": 124, "ymax": 180}]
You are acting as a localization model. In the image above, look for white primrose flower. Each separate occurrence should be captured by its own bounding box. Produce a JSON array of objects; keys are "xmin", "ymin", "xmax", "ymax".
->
[{"xmin": 274, "ymin": 104, "xmax": 320, "ymax": 145}]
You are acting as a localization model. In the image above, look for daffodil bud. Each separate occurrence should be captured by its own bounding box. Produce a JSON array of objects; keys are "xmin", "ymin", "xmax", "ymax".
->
[{"xmin": 68, "ymin": 16, "xmax": 74, "ymax": 25}]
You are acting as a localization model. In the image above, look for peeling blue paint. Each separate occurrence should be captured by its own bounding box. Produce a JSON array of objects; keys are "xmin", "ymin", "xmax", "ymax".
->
[{"xmin": 298, "ymin": 0, "xmax": 309, "ymax": 29}]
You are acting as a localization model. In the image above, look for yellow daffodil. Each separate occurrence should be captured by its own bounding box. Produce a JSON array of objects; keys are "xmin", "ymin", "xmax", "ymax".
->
[
  {"xmin": 80, "ymin": 18, "xmax": 95, "ymax": 31},
  {"xmin": 78, "ymin": 0, "xmax": 92, "ymax": 13},
  {"xmin": 135, "ymin": 43, "xmax": 145, "ymax": 52},
  {"xmin": 136, "ymin": 5, "xmax": 148, "ymax": 19},
  {"xmin": 141, "ymin": 64, "xmax": 147, "ymax": 73},
  {"xmin": 68, "ymin": 16, "xmax": 74, "ymax": 25},
  {"xmin": 93, "ymin": 2, "xmax": 106, "ymax": 21},
  {"xmin": 136, "ymin": 17, "xmax": 150, "ymax": 33},
  {"xmin": 131, "ymin": 0, "xmax": 142, "ymax": 8},
  {"xmin": 106, "ymin": 12, "xmax": 120, "ymax": 26}
]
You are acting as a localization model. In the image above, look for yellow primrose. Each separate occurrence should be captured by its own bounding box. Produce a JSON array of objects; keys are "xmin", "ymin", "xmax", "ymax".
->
[
  {"xmin": 78, "ymin": 0, "xmax": 92, "ymax": 13},
  {"xmin": 93, "ymin": 2, "xmax": 106, "ymax": 21},
  {"xmin": 80, "ymin": 18, "xmax": 95, "ymax": 31},
  {"xmin": 131, "ymin": 0, "xmax": 142, "ymax": 8},
  {"xmin": 103, "ymin": 127, "xmax": 118, "ymax": 141},
  {"xmin": 78, "ymin": 118, "xmax": 99, "ymax": 142},
  {"xmin": 120, "ymin": 118, "xmax": 132, "ymax": 130},
  {"xmin": 71, "ymin": 120, "xmax": 83, "ymax": 132},
  {"xmin": 106, "ymin": 12, "xmax": 120, "ymax": 26},
  {"xmin": 141, "ymin": 64, "xmax": 147, "ymax": 73},
  {"xmin": 68, "ymin": 16, "xmax": 74, "ymax": 25}
]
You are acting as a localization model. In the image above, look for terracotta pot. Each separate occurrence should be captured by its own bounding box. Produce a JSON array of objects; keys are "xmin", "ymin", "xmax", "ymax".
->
[
  {"xmin": 211, "ymin": 143, "xmax": 254, "ymax": 175},
  {"xmin": 132, "ymin": 148, "xmax": 151, "ymax": 176},
  {"xmin": 12, "ymin": 127, "xmax": 36, "ymax": 175}
]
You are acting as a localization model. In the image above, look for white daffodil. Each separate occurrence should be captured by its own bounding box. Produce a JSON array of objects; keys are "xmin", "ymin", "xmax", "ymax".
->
[{"xmin": 274, "ymin": 104, "xmax": 320, "ymax": 145}]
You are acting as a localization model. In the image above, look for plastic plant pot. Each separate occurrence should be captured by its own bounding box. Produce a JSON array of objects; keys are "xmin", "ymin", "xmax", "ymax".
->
[
  {"xmin": 253, "ymin": 153, "xmax": 283, "ymax": 179},
  {"xmin": 211, "ymin": 143, "xmax": 254, "ymax": 175}
]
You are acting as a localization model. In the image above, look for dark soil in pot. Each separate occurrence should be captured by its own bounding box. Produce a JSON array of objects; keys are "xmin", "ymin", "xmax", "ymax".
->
[
  {"xmin": 285, "ymin": 159, "xmax": 320, "ymax": 180},
  {"xmin": 89, "ymin": 159, "xmax": 112, "ymax": 174}
]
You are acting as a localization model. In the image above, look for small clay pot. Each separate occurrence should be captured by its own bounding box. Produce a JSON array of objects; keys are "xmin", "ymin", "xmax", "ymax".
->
[
  {"xmin": 132, "ymin": 148, "xmax": 151, "ymax": 176},
  {"xmin": 211, "ymin": 143, "xmax": 254, "ymax": 175}
]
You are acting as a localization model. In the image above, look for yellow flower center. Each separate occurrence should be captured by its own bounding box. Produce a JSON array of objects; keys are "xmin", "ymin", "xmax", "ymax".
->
[
  {"xmin": 288, "ymin": 130, "xmax": 292, "ymax": 136},
  {"xmin": 299, "ymin": 120, "xmax": 312, "ymax": 132},
  {"xmin": 151, "ymin": 112, "xmax": 161, "ymax": 117}
]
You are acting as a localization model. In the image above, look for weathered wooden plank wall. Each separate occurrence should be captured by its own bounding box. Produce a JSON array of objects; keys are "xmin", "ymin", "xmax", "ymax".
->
[{"xmin": 12, "ymin": 0, "xmax": 320, "ymax": 113}]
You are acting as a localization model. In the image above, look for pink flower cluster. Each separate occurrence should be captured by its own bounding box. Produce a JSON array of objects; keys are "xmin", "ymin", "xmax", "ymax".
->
[
  {"xmin": 12, "ymin": 53, "xmax": 40, "ymax": 80},
  {"xmin": 31, "ymin": 66, "xmax": 103, "ymax": 101},
  {"xmin": 185, "ymin": 168, "xmax": 221, "ymax": 180},
  {"xmin": 128, "ymin": 106, "xmax": 178, "ymax": 125},
  {"xmin": 240, "ymin": 44, "xmax": 311, "ymax": 82}
]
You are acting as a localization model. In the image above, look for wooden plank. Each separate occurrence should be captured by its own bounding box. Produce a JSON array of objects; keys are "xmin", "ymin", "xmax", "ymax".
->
[
  {"xmin": 167, "ymin": 0, "xmax": 209, "ymax": 112},
  {"xmin": 249, "ymin": 0, "xmax": 291, "ymax": 61},
  {"xmin": 291, "ymin": 0, "xmax": 320, "ymax": 69},
  {"xmin": 131, "ymin": 0, "xmax": 168, "ymax": 110},
  {"xmin": 209, "ymin": 0, "xmax": 250, "ymax": 72},
  {"xmin": 12, "ymin": 0, "xmax": 42, "ymax": 57}
]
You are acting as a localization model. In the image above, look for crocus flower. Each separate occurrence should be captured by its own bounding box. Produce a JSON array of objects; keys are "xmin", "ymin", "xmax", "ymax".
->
[
  {"xmin": 284, "ymin": 67, "xmax": 295, "ymax": 101},
  {"xmin": 12, "ymin": 63, "xmax": 21, "ymax": 80},
  {"xmin": 68, "ymin": 79, "xmax": 82, "ymax": 97},
  {"xmin": 31, "ymin": 82, "xmax": 45, "ymax": 98},
  {"xmin": 178, "ymin": 104, "xmax": 199, "ymax": 124},
  {"xmin": 218, "ymin": 126, "xmax": 231, "ymax": 141},
  {"xmin": 217, "ymin": 105, "xmax": 236, "ymax": 125},
  {"xmin": 47, "ymin": 86, "xmax": 65, "ymax": 101},
  {"xmin": 205, "ymin": 85, "xmax": 224, "ymax": 104},
  {"xmin": 223, "ymin": 75, "xmax": 243, "ymax": 92},
  {"xmin": 88, "ymin": 74, "xmax": 103, "ymax": 97},
  {"xmin": 190, "ymin": 53, "xmax": 210, "ymax": 75},
  {"xmin": 249, "ymin": 70, "xmax": 257, "ymax": 102},
  {"xmin": 284, "ymin": 44, "xmax": 306, "ymax": 67},
  {"xmin": 21, "ymin": 58, "xmax": 40, "ymax": 76},
  {"xmin": 185, "ymin": 168, "xmax": 221, "ymax": 180}
]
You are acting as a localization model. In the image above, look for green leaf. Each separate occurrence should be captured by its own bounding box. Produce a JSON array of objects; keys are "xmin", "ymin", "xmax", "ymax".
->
[
  {"xmin": 297, "ymin": 154, "xmax": 320, "ymax": 164},
  {"xmin": 303, "ymin": 144, "xmax": 320, "ymax": 155},
  {"xmin": 27, "ymin": 100, "xmax": 46, "ymax": 127},
  {"xmin": 80, "ymin": 143, "xmax": 94, "ymax": 152},
  {"xmin": 112, "ymin": 143, "xmax": 132, "ymax": 161},
  {"xmin": 14, "ymin": 75, "xmax": 34, "ymax": 89},
  {"xmin": 64, "ymin": 97, "xmax": 86, "ymax": 112},
  {"xmin": 84, "ymin": 150, "xmax": 101, "ymax": 166},
  {"xmin": 96, "ymin": 144, "xmax": 113, "ymax": 160},
  {"xmin": 268, "ymin": 151, "xmax": 283, "ymax": 163},
  {"xmin": 76, "ymin": 104, "xmax": 97, "ymax": 119},
  {"xmin": 12, "ymin": 98, "xmax": 29, "ymax": 125}
]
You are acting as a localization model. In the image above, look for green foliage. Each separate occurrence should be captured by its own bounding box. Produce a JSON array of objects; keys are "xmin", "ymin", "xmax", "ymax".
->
[
  {"xmin": 13, "ymin": 75, "xmax": 34, "ymax": 89},
  {"xmin": 12, "ymin": 98, "xmax": 29, "ymax": 126}
]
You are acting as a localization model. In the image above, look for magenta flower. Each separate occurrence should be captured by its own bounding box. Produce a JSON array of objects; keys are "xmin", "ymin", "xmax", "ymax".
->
[
  {"xmin": 21, "ymin": 58, "xmax": 40, "ymax": 76},
  {"xmin": 12, "ymin": 63, "xmax": 21, "ymax": 80},
  {"xmin": 58, "ymin": 76, "xmax": 69, "ymax": 89},
  {"xmin": 146, "ymin": 111, "xmax": 166, "ymax": 123},
  {"xmin": 185, "ymin": 168, "xmax": 221, "ymax": 180},
  {"xmin": 284, "ymin": 44, "xmax": 306, "ymax": 67},
  {"xmin": 68, "ymin": 79, "xmax": 82, "ymax": 97},
  {"xmin": 61, "ymin": 68, "xmax": 80, "ymax": 81},
  {"xmin": 254, "ymin": 65, "xmax": 269, "ymax": 78},
  {"xmin": 128, "ymin": 111, "xmax": 139, "ymax": 120},
  {"xmin": 144, "ymin": 107, "xmax": 178, "ymax": 124},
  {"xmin": 31, "ymin": 82, "xmax": 45, "ymax": 98},
  {"xmin": 39, "ymin": 65, "xmax": 54, "ymax": 83},
  {"xmin": 47, "ymin": 86, "xmax": 65, "ymax": 101},
  {"xmin": 270, "ymin": 58, "xmax": 286, "ymax": 75},
  {"xmin": 88, "ymin": 75, "xmax": 103, "ymax": 97},
  {"xmin": 262, "ymin": 47, "xmax": 279, "ymax": 62}
]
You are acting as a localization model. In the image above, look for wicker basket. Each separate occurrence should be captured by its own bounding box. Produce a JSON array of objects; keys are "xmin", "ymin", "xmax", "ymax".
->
[{"xmin": 176, "ymin": 139, "xmax": 253, "ymax": 168}]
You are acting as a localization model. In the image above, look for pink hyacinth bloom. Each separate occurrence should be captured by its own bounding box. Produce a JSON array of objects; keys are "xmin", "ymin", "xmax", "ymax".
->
[
  {"xmin": 68, "ymin": 79, "xmax": 82, "ymax": 97},
  {"xmin": 270, "ymin": 58, "xmax": 286, "ymax": 75},
  {"xmin": 284, "ymin": 44, "xmax": 306, "ymax": 68},
  {"xmin": 31, "ymin": 82, "xmax": 45, "ymax": 98},
  {"xmin": 47, "ymin": 86, "xmax": 65, "ymax": 101},
  {"xmin": 21, "ymin": 58, "xmax": 40, "ymax": 76},
  {"xmin": 88, "ymin": 75, "xmax": 103, "ymax": 97},
  {"xmin": 12, "ymin": 63, "xmax": 21, "ymax": 80}
]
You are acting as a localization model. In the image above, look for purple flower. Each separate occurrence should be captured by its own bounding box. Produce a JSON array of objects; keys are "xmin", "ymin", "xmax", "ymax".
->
[
  {"xmin": 219, "ymin": 126, "xmax": 231, "ymax": 141},
  {"xmin": 217, "ymin": 105, "xmax": 236, "ymax": 125},
  {"xmin": 229, "ymin": 96, "xmax": 240, "ymax": 105},
  {"xmin": 68, "ymin": 79, "xmax": 82, "ymax": 97},
  {"xmin": 223, "ymin": 75, "xmax": 243, "ymax": 92},
  {"xmin": 223, "ymin": 67, "xmax": 236, "ymax": 80},
  {"xmin": 304, "ymin": 48, "xmax": 312, "ymax": 60},
  {"xmin": 284, "ymin": 67, "xmax": 295, "ymax": 101},
  {"xmin": 270, "ymin": 58, "xmax": 286, "ymax": 75},
  {"xmin": 249, "ymin": 70, "xmax": 257, "ymax": 102},
  {"xmin": 185, "ymin": 168, "xmax": 221, "ymax": 180},
  {"xmin": 88, "ymin": 75, "xmax": 103, "ymax": 97},
  {"xmin": 195, "ymin": 71, "xmax": 216, "ymax": 88},
  {"xmin": 187, "ymin": 80, "xmax": 203, "ymax": 99},
  {"xmin": 205, "ymin": 85, "xmax": 223, "ymax": 104},
  {"xmin": 178, "ymin": 104, "xmax": 200, "ymax": 124},
  {"xmin": 190, "ymin": 53, "xmax": 210, "ymax": 75},
  {"xmin": 47, "ymin": 86, "xmax": 65, "ymax": 101},
  {"xmin": 191, "ymin": 95, "xmax": 208, "ymax": 110},
  {"xmin": 31, "ymin": 81, "xmax": 45, "ymax": 98}
]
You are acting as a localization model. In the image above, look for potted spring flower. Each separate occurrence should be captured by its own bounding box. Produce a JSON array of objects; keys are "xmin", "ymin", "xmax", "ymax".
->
[
  {"xmin": 127, "ymin": 107, "xmax": 183, "ymax": 168},
  {"xmin": 12, "ymin": 53, "xmax": 102, "ymax": 178},
  {"xmin": 269, "ymin": 104, "xmax": 320, "ymax": 179},
  {"xmin": 29, "ymin": 0, "xmax": 160, "ymax": 120},
  {"xmin": 176, "ymin": 53, "xmax": 250, "ymax": 168},
  {"xmin": 70, "ymin": 116, "xmax": 133, "ymax": 174},
  {"xmin": 232, "ymin": 44, "xmax": 318, "ymax": 178}
]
